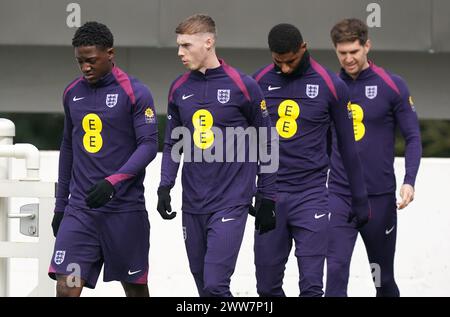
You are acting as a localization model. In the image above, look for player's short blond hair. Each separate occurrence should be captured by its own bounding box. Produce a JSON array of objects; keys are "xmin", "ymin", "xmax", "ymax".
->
[{"xmin": 175, "ymin": 14, "xmax": 216, "ymax": 36}]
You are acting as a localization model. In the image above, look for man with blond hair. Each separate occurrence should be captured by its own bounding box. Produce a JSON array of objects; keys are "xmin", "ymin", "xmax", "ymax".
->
[{"xmin": 157, "ymin": 14, "xmax": 277, "ymax": 297}]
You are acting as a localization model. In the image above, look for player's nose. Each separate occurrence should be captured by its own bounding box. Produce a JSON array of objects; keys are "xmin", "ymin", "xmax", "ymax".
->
[
  {"xmin": 344, "ymin": 54, "xmax": 353, "ymax": 64},
  {"xmin": 177, "ymin": 46, "xmax": 184, "ymax": 57},
  {"xmin": 81, "ymin": 63, "xmax": 92, "ymax": 73},
  {"xmin": 281, "ymin": 64, "xmax": 291, "ymax": 74}
]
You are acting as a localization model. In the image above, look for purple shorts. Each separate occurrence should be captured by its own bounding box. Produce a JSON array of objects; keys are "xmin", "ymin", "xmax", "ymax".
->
[{"xmin": 48, "ymin": 206, "xmax": 150, "ymax": 288}]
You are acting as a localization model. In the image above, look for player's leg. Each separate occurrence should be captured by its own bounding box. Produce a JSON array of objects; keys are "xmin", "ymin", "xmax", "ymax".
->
[
  {"xmin": 100, "ymin": 210, "xmax": 150, "ymax": 297},
  {"xmin": 202, "ymin": 206, "xmax": 248, "ymax": 297},
  {"xmin": 291, "ymin": 188, "xmax": 329, "ymax": 297},
  {"xmin": 325, "ymin": 192, "xmax": 359, "ymax": 297},
  {"xmin": 121, "ymin": 282, "xmax": 149, "ymax": 297},
  {"xmin": 360, "ymin": 194, "xmax": 399, "ymax": 297},
  {"xmin": 182, "ymin": 211, "xmax": 209, "ymax": 296},
  {"xmin": 55, "ymin": 274, "xmax": 85, "ymax": 297},
  {"xmin": 48, "ymin": 207, "xmax": 104, "ymax": 296},
  {"xmin": 254, "ymin": 192, "xmax": 292, "ymax": 297}
]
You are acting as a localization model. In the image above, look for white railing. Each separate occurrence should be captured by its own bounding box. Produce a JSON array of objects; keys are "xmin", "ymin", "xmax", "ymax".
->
[{"xmin": 0, "ymin": 118, "xmax": 55, "ymax": 297}]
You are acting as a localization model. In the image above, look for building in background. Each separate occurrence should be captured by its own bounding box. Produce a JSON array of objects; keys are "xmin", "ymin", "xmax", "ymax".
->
[{"xmin": 0, "ymin": 0, "xmax": 449, "ymax": 119}]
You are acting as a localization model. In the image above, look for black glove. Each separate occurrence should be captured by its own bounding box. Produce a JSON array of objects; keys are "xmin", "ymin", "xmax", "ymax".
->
[
  {"xmin": 347, "ymin": 197, "xmax": 370, "ymax": 229},
  {"xmin": 51, "ymin": 212, "xmax": 64, "ymax": 237},
  {"xmin": 85, "ymin": 179, "xmax": 115, "ymax": 209},
  {"xmin": 157, "ymin": 186, "xmax": 176, "ymax": 220},
  {"xmin": 250, "ymin": 192, "xmax": 276, "ymax": 234}
]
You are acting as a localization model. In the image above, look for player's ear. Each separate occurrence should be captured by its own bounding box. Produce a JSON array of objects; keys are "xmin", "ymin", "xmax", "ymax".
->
[
  {"xmin": 107, "ymin": 47, "xmax": 115, "ymax": 61},
  {"xmin": 205, "ymin": 35, "xmax": 214, "ymax": 51},
  {"xmin": 364, "ymin": 39, "xmax": 371, "ymax": 54}
]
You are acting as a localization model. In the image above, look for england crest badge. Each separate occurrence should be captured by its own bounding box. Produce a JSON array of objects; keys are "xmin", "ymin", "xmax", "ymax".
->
[
  {"xmin": 54, "ymin": 250, "xmax": 66, "ymax": 265},
  {"xmin": 217, "ymin": 89, "xmax": 230, "ymax": 104},
  {"xmin": 106, "ymin": 94, "xmax": 119, "ymax": 108},
  {"xmin": 365, "ymin": 86, "xmax": 377, "ymax": 99},
  {"xmin": 306, "ymin": 84, "xmax": 319, "ymax": 98}
]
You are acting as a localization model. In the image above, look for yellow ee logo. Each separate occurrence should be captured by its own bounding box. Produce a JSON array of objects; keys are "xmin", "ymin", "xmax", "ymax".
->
[
  {"xmin": 192, "ymin": 109, "xmax": 214, "ymax": 149},
  {"xmin": 82, "ymin": 113, "xmax": 103, "ymax": 153},
  {"xmin": 349, "ymin": 103, "xmax": 365, "ymax": 141},
  {"xmin": 276, "ymin": 99, "xmax": 300, "ymax": 139}
]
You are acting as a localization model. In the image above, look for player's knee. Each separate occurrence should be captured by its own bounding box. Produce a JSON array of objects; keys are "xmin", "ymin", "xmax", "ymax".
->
[
  {"xmin": 56, "ymin": 280, "xmax": 81, "ymax": 297},
  {"xmin": 203, "ymin": 278, "xmax": 231, "ymax": 297},
  {"xmin": 55, "ymin": 274, "xmax": 84, "ymax": 297},
  {"xmin": 255, "ymin": 265, "xmax": 285, "ymax": 296},
  {"xmin": 299, "ymin": 272, "xmax": 325, "ymax": 297},
  {"xmin": 376, "ymin": 279, "xmax": 399, "ymax": 297},
  {"xmin": 325, "ymin": 263, "xmax": 349, "ymax": 297},
  {"xmin": 122, "ymin": 282, "xmax": 149, "ymax": 297},
  {"xmin": 326, "ymin": 258, "xmax": 350, "ymax": 279}
]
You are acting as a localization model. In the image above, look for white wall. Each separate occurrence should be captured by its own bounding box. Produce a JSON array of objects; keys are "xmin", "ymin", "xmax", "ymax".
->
[{"xmin": 6, "ymin": 153, "xmax": 450, "ymax": 297}]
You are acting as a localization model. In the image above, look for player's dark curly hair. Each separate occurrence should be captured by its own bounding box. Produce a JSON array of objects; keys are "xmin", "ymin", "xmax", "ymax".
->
[
  {"xmin": 268, "ymin": 23, "xmax": 303, "ymax": 54},
  {"xmin": 72, "ymin": 21, "xmax": 114, "ymax": 49}
]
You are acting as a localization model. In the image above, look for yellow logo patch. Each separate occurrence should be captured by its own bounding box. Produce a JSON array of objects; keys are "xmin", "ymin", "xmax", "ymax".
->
[
  {"xmin": 145, "ymin": 107, "xmax": 155, "ymax": 123},
  {"xmin": 276, "ymin": 99, "xmax": 300, "ymax": 139},
  {"xmin": 260, "ymin": 100, "xmax": 267, "ymax": 111},
  {"xmin": 192, "ymin": 109, "xmax": 214, "ymax": 149},
  {"xmin": 260, "ymin": 99, "xmax": 269, "ymax": 117},
  {"xmin": 82, "ymin": 113, "xmax": 103, "ymax": 153}
]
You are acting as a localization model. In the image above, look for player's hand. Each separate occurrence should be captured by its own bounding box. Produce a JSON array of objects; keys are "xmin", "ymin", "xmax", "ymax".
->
[
  {"xmin": 157, "ymin": 186, "xmax": 176, "ymax": 220},
  {"xmin": 51, "ymin": 212, "xmax": 64, "ymax": 237},
  {"xmin": 85, "ymin": 179, "xmax": 115, "ymax": 209},
  {"xmin": 348, "ymin": 197, "xmax": 370, "ymax": 229},
  {"xmin": 397, "ymin": 184, "xmax": 414, "ymax": 210},
  {"xmin": 254, "ymin": 195, "xmax": 276, "ymax": 235}
]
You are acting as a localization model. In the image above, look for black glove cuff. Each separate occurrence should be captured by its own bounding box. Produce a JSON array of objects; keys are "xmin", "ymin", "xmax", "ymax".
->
[{"xmin": 158, "ymin": 186, "xmax": 171, "ymax": 196}]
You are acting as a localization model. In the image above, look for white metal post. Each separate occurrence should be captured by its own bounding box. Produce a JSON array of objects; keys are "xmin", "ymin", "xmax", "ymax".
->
[{"xmin": 0, "ymin": 118, "xmax": 14, "ymax": 297}]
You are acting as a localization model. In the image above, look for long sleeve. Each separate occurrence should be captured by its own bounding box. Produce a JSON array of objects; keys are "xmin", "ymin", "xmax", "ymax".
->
[
  {"xmin": 391, "ymin": 76, "xmax": 422, "ymax": 187},
  {"xmin": 241, "ymin": 79, "xmax": 277, "ymax": 201},
  {"xmin": 330, "ymin": 79, "xmax": 368, "ymax": 204},
  {"xmin": 159, "ymin": 98, "xmax": 183, "ymax": 189},
  {"xmin": 106, "ymin": 85, "xmax": 158, "ymax": 186},
  {"xmin": 55, "ymin": 100, "xmax": 73, "ymax": 213}
]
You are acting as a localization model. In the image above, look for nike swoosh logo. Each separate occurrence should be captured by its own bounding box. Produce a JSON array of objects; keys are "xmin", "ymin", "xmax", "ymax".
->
[
  {"xmin": 221, "ymin": 217, "xmax": 235, "ymax": 223},
  {"xmin": 128, "ymin": 269, "xmax": 142, "ymax": 275},
  {"xmin": 268, "ymin": 86, "xmax": 281, "ymax": 91},
  {"xmin": 73, "ymin": 96, "xmax": 85, "ymax": 101},
  {"xmin": 182, "ymin": 94, "xmax": 194, "ymax": 100},
  {"xmin": 385, "ymin": 226, "xmax": 395, "ymax": 235},
  {"xmin": 314, "ymin": 213, "xmax": 326, "ymax": 219}
]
